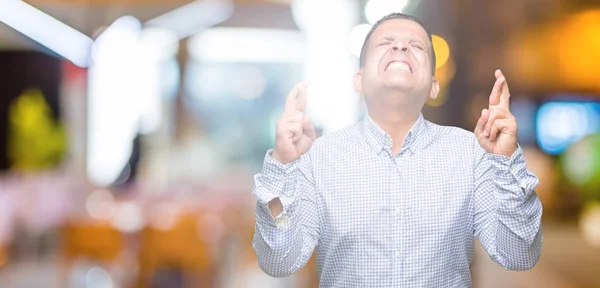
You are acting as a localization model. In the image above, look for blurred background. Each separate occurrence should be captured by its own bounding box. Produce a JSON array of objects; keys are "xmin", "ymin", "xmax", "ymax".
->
[{"xmin": 0, "ymin": 0, "xmax": 599, "ymax": 287}]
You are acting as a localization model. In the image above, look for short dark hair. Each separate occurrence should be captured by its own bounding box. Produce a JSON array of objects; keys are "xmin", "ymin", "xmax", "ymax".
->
[{"xmin": 359, "ymin": 13, "xmax": 436, "ymax": 74}]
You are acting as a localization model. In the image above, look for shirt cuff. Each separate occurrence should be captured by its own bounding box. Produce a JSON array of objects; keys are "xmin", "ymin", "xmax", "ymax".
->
[
  {"xmin": 253, "ymin": 149, "xmax": 301, "ymax": 209},
  {"xmin": 486, "ymin": 144, "xmax": 540, "ymax": 195}
]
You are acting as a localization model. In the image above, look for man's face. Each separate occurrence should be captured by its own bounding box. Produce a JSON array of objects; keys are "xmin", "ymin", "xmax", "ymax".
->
[{"xmin": 355, "ymin": 18, "xmax": 438, "ymax": 105}]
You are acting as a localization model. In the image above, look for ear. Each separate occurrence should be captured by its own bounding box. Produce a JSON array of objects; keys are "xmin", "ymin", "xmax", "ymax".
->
[
  {"xmin": 429, "ymin": 77, "xmax": 440, "ymax": 100},
  {"xmin": 353, "ymin": 70, "xmax": 363, "ymax": 92}
]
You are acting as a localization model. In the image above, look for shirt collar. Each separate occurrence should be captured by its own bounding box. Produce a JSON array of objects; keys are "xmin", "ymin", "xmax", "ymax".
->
[{"xmin": 361, "ymin": 113, "xmax": 427, "ymax": 155}]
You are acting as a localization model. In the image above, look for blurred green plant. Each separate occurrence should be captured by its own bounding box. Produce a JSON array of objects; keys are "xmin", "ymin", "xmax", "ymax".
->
[
  {"xmin": 7, "ymin": 88, "xmax": 66, "ymax": 171},
  {"xmin": 560, "ymin": 133, "xmax": 600, "ymax": 202}
]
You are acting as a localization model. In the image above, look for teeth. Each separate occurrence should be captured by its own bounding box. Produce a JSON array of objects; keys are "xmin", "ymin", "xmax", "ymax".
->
[{"xmin": 386, "ymin": 62, "xmax": 411, "ymax": 73}]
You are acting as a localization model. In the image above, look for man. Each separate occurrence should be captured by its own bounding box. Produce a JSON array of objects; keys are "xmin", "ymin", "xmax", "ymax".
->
[{"xmin": 252, "ymin": 13, "xmax": 542, "ymax": 287}]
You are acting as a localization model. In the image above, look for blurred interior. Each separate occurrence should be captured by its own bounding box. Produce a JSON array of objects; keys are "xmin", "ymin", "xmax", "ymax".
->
[{"xmin": 0, "ymin": 0, "xmax": 600, "ymax": 287}]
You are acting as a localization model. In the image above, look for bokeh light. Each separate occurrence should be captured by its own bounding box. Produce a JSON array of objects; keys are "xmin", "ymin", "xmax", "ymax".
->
[
  {"xmin": 86, "ymin": 189, "xmax": 116, "ymax": 220},
  {"xmin": 110, "ymin": 202, "xmax": 144, "ymax": 233},
  {"xmin": 348, "ymin": 24, "xmax": 372, "ymax": 57},
  {"xmin": 432, "ymin": 35, "xmax": 450, "ymax": 69},
  {"xmin": 561, "ymin": 134, "xmax": 600, "ymax": 199},
  {"xmin": 233, "ymin": 67, "xmax": 267, "ymax": 100},
  {"xmin": 149, "ymin": 203, "xmax": 180, "ymax": 231},
  {"xmin": 580, "ymin": 202, "xmax": 600, "ymax": 248},
  {"xmin": 536, "ymin": 101, "xmax": 600, "ymax": 155},
  {"xmin": 85, "ymin": 266, "xmax": 114, "ymax": 288},
  {"xmin": 364, "ymin": 0, "xmax": 411, "ymax": 24}
]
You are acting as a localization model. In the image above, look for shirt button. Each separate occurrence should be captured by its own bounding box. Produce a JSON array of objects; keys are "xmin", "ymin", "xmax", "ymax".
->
[
  {"xmin": 394, "ymin": 208, "xmax": 401, "ymax": 215},
  {"xmin": 395, "ymin": 251, "xmax": 401, "ymax": 258}
]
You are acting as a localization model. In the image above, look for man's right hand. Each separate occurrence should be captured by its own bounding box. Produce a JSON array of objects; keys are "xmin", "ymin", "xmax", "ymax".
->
[{"xmin": 272, "ymin": 81, "xmax": 316, "ymax": 164}]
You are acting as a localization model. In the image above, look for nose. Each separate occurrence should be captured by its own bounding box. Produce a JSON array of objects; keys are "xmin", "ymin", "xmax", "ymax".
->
[
  {"xmin": 392, "ymin": 46, "xmax": 408, "ymax": 52},
  {"xmin": 392, "ymin": 41, "xmax": 408, "ymax": 53}
]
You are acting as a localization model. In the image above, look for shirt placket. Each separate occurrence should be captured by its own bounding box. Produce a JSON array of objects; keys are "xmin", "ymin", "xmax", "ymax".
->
[
  {"xmin": 390, "ymin": 151, "xmax": 406, "ymax": 286},
  {"xmin": 399, "ymin": 151, "xmax": 412, "ymax": 286},
  {"xmin": 381, "ymin": 148, "xmax": 392, "ymax": 287}
]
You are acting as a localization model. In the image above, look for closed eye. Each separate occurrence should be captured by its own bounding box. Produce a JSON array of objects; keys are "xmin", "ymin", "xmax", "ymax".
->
[{"xmin": 411, "ymin": 43, "xmax": 425, "ymax": 50}]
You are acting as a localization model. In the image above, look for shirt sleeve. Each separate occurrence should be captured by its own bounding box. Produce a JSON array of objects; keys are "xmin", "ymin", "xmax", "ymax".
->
[
  {"xmin": 472, "ymin": 141, "xmax": 543, "ymax": 271},
  {"xmin": 252, "ymin": 149, "xmax": 321, "ymax": 277}
]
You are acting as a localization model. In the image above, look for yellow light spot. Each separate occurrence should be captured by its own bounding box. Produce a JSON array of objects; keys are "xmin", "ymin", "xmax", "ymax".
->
[
  {"xmin": 7, "ymin": 88, "xmax": 66, "ymax": 171},
  {"xmin": 427, "ymin": 56, "xmax": 456, "ymax": 107},
  {"xmin": 432, "ymin": 35, "xmax": 450, "ymax": 69},
  {"xmin": 558, "ymin": 10, "xmax": 600, "ymax": 91},
  {"xmin": 507, "ymin": 9, "xmax": 600, "ymax": 92},
  {"xmin": 434, "ymin": 56, "xmax": 456, "ymax": 86}
]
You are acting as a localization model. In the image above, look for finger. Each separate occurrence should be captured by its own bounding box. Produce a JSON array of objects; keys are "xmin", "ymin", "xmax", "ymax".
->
[
  {"xmin": 281, "ymin": 113, "xmax": 303, "ymax": 124},
  {"xmin": 495, "ymin": 69, "xmax": 502, "ymax": 79},
  {"xmin": 302, "ymin": 115, "xmax": 316, "ymax": 140},
  {"xmin": 499, "ymin": 76, "xmax": 511, "ymax": 109},
  {"xmin": 288, "ymin": 123, "xmax": 303, "ymax": 141},
  {"xmin": 284, "ymin": 84, "xmax": 300, "ymax": 113},
  {"xmin": 489, "ymin": 119, "xmax": 510, "ymax": 142},
  {"xmin": 484, "ymin": 108, "xmax": 508, "ymax": 136},
  {"xmin": 292, "ymin": 133, "xmax": 302, "ymax": 143},
  {"xmin": 296, "ymin": 117, "xmax": 315, "ymax": 153},
  {"xmin": 488, "ymin": 74, "xmax": 505, "ymax": 107},
  {"xmin": 280, "ymin": 121, "xmax": 301, "ymax": 134},
  {"xmin": 277, "ymin": 117, "xmax": 302, "ymax": 135},
  {"xmin": 484, "ymin": 115, "xmax": 494, "ymax": 138},
  {"xmin": 277, "ymin": 115, "xmax": 301, "ymax": 136},
  {"xmin": 474, "ymin": 109, "xmax": 489, "ymax": 136},
  {"xmin": 284, "ymin": 81, "xmax": 309, "ymax": 113},
  {"xmin": 296, "ymin": 82, "xmax": 310, "ymax": 112}
]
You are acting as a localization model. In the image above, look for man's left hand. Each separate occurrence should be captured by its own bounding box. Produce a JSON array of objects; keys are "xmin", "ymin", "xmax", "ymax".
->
[{"xmin": 474, "ymin": 69, "xmax": 518, "ymax": 157}]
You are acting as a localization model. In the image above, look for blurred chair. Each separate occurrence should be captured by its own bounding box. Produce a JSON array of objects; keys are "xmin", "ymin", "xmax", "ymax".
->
[
  {"xmin": 60, "ymin": 220, "xmax": 124, "ymax": 286},
  {"xmin": 137, "ymin": 212, "xmax": 214, "ymax": 288},
  {"xmin": 0, "ymin": 243, "xmax": 7, "ymax": 268}
]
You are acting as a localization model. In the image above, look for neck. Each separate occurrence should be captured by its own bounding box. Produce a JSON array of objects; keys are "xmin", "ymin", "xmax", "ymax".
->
[{"xmin": 368, "ymin": 106, "xmax": 420, "ymax": 155}]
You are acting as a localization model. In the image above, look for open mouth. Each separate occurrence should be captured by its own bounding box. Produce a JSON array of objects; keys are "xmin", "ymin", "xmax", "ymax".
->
[{"xmin": 385, "ymin": 61, "xmax": 412, "ymax": 74}]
